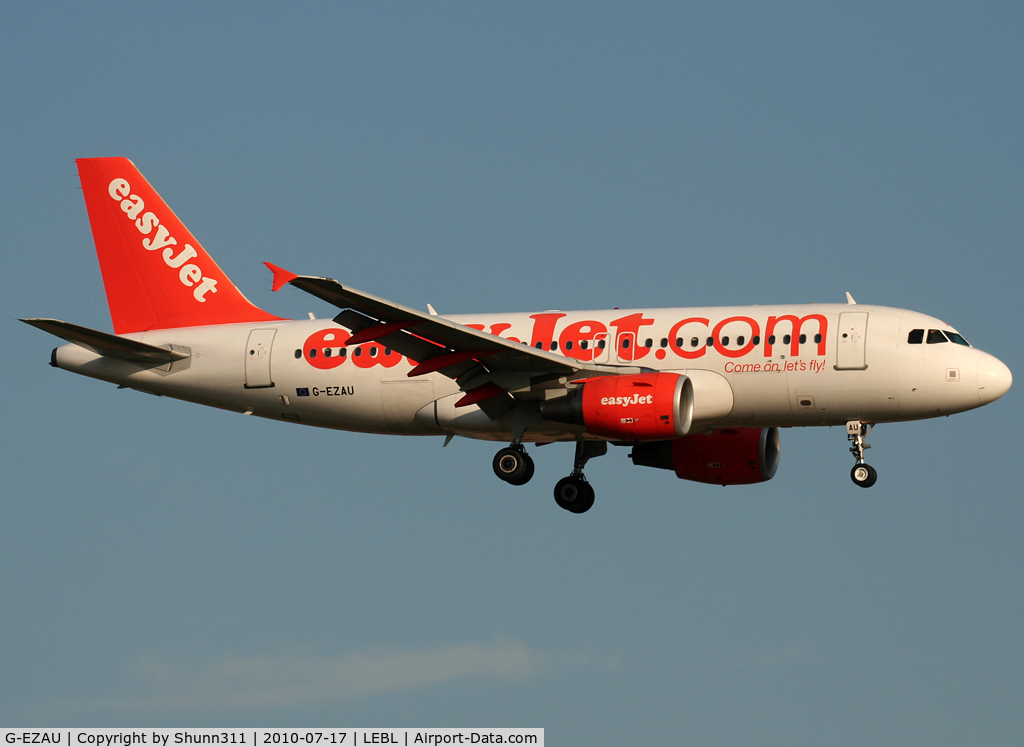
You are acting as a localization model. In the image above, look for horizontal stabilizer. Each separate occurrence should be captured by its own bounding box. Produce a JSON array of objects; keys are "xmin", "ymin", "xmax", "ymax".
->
[{"xmin": 20, "ymin": 318, "xmax": 189, "ymax": 365}]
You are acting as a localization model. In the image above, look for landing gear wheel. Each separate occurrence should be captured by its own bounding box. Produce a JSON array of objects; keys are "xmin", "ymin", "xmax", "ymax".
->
[
  {"xmin": 851, "ymin": 463, "xmax": 877, "ymax": 488},
  {"xmin": 553, "ymin": 476, "xmax": 595, "ymax": 514},
  {"xmin": 846, "ymin": 421, "xmax": 878, "ymax": 489},
  {"xmin": 507, "ymin": 454, "xmax": 535, "ymax": 486},
  {"xmin": 576, "ymin": 483, "xmax": 595, "ymax": 513},
  {"xmin": 493, "ymin": 447, "xmax": 533, "ymax": 485}
]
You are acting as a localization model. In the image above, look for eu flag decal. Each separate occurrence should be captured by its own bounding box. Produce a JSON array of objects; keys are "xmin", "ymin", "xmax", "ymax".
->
[{"xmin": 296, "ymin": 387, "xmax": 310, "ymax": 397}]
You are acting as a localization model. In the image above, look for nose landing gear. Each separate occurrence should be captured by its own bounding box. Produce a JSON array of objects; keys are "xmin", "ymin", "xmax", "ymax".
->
[{"xmin": 847, "ymin": 420, "xmax": 877, "ymax": 488}]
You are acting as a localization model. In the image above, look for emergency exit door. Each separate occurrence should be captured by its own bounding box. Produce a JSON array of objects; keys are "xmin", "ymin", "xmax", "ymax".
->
[
  {"xmin": 835, "ymin": 312, "xmax": 868, "ymax": 370},
  {"xmin": 244, "ymin": 328, "xmax": 277, "ymax": 388}
]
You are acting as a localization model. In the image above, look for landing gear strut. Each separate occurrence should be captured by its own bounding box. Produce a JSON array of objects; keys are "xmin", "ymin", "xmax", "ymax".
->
[
  {"xmin": 847, "ymin": 420, "xmax": 877, "ymax": 488},
  {"xmin": 492, "ymin": 444, "xmax": 535, "ymax": 486},
  {"xmin": 553, "ymin": 440, "xmax": 607, "ymax": 514}
]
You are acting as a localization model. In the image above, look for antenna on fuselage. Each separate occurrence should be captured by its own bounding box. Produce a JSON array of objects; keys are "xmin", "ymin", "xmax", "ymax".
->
[{"xmin": 845, "ymin": 292, "xmax": 857, "ymax": 304}]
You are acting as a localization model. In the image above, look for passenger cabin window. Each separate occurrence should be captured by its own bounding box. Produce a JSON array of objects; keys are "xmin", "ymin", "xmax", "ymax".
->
[
  {"xmin": 598, "ymin": 339, "xmax": 606, "ymax": 349},
  {"xmin": 660, "ymin": 338, "xmax": 669, "ymax": 348},
  {"xmin": 908, "ymin": 329, "xmax": 924, "ymax": 344},
  {"xmin": 690, "ymin": 337, "xmax": 699, "ymax": 347},
  {"xmin": 294, "ymin": 349, "xmax": 302, "ymax": 359},
  {"xmin": 927, "ymin": 329, "xmax": 948, "ymax": 344},
  {"xmin": 644, "ymin": 338, "xmax": 653, "ymax": 348},
  {"xmin": 737, "ymin": 336, "xmax": 745, "ymax": 346},
  {"xmin": 722, "ymin": 336, "xmax": 730, "ymax": 346},
  {"xmin": 551, "ymin": 341, "xmax": 559, "ymax": 350},
  {"xmin": 621, "ymin": 338, "xmax": 630, "ymax": 349},
  {"xmin": 565, "ymin": 340, "xmax": 573, "ymax": 350}
]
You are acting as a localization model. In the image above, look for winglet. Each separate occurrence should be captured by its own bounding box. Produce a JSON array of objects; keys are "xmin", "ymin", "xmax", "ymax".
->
[{"xmin": 264, "ymin": 262, "xmax": 299, "ymax": 292}]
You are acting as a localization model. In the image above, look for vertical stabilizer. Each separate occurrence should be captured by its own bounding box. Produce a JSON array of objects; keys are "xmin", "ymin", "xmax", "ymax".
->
[{"xmin": 77, "ymin": 157, "xmax": 282, "ymax": 333}]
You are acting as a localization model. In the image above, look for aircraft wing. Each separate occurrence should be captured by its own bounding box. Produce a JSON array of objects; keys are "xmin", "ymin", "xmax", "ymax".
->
[{"xmin": 265, "ymin": 263, "xmax": 643, "ymax": 411}]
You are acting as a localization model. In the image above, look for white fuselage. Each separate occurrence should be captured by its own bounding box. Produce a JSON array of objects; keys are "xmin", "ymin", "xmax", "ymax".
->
[{"xmin": 52, "ymin": 303, "xmax": 1008, "ymax": 442}]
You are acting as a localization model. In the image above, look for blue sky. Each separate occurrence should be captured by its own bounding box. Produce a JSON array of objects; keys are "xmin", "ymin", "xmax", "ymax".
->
[{"xmin": 1, "ymin": 3, "xmax": 1021, "ymax": 743}]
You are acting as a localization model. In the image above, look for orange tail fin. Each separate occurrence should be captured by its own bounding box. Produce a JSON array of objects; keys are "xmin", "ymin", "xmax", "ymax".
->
[{"xmin": 77, "ymin": 157, "xmax": 283, "ymax": 334}]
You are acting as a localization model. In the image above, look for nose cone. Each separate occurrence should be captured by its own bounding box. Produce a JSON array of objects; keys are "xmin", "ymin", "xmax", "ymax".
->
[{"xmin": 978, "ymin": 353, "xmax": 1012, "ymax": 405}]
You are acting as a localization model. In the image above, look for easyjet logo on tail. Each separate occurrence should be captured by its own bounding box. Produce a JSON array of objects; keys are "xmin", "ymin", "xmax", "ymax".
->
[{"xmin": 107, "ymin": 178, "xmax": 218, "ymax": 302}]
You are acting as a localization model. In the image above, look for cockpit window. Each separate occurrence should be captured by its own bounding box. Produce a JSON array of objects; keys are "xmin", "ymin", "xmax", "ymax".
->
[
  {"xmin": 926, "ymin": 329, "xmax": 948, "ymax": 344},
  {"xmin": 946, "ymin": 331, "xmax": 971, "ymax": 346},
  {"xmin": 907, "ymin": 329, "xmax": 923, "ymax": 344}
]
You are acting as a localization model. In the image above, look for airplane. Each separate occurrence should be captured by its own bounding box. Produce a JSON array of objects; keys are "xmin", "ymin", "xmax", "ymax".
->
[{"xmin": 22, "ymin": 158, "xmax": 1013, "ymax": 514}]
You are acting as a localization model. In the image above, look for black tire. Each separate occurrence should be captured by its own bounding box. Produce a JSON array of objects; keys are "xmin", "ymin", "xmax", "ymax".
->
[
  {"xmin": 554, "ymin": 476, "xmax": 595, "ymax": 513},
  {"xmin": 506, "ymin": 453, "xmax": 535, "ymax": 486},
  {"xmin": 575, "ymin": 482, "xmax": 595, "ymax": 513},
  {"xmin": 851, "ymin": 463, "xmax": 878, "ymax": 488},
  {"xmin": 493, "ymin": 447, "xmax": 529, "ymax": 483}
]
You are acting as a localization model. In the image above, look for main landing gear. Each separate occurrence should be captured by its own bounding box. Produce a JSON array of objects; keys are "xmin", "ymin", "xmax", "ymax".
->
[
  {"xmin": 847, "ymin": 420, "xmax": 877, "ymax": 488},
  {"xmin": 492, "ymin": 444, "xmax": 535, "ymax": 486},
  {"xmin": 553, "ymin": 440, "xmax": 606, "ymax": 514},
  {"xmin": 491, "ymin": 439, "xmax": 607, "ymax": 514}
]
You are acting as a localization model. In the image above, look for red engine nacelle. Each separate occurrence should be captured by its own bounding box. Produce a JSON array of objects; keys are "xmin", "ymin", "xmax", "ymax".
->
[
  {"xmin": 578, "ymin": 373, "xmax": 693, "ymax": 441},
  {"xmin": 629, "ymin": 427, "xmax": 781, "ymax": 485}
]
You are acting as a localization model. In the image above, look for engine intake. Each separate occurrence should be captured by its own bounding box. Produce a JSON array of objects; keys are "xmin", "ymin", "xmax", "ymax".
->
[{"xmin": 630, "ymin": 427, "xmax": 781, "ymax": 485}]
